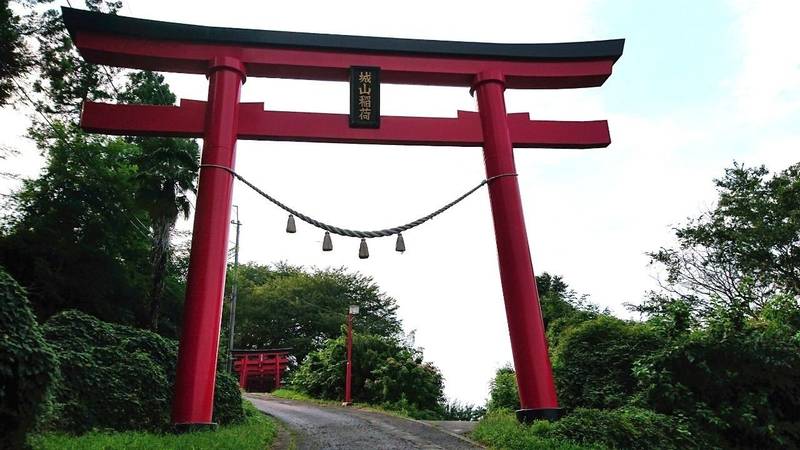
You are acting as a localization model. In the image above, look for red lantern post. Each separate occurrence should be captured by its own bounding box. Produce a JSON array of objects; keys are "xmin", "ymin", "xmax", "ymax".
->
[{"xmin": 343, "ymin": 305, "xmax": 359, "ymax": 405}]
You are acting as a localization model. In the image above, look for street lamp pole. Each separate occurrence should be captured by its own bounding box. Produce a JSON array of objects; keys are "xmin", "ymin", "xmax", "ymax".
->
[{"xmin": 344, "ymin": 305, "xmax": 359, "ymax": 405}]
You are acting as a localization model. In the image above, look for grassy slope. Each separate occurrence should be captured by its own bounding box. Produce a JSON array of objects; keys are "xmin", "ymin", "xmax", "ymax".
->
[
  {"xmin": 471, "ymin": 410, "xmax": 605, "ymax": 450},
  {"xmin": 28, "ymin": 401, "xmax": 277, "ymax": 450}
]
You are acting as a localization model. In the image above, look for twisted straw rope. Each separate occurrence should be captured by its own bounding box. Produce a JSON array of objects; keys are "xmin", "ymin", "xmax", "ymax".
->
[{"xmin": 200, "ymin": 164, "xmax": 517, "ymax": 239}]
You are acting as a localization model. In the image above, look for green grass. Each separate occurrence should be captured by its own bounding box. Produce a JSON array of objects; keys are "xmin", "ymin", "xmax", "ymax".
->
[
  {"xmin": 271, "ymin": 388, "xmax": 318, "ymax": 402},
  {"xmin": 471, "ymin": 410, "xmax": 605, "ymax": 450},
  {"xmin": 28, "ymin": 401, "xmax": 277, "ymax": 450}
]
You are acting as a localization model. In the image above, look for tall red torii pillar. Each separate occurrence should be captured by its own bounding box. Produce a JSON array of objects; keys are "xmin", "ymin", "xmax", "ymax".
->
[{"xmin": 62, "ymin": 7, "xmax": 623, "ymax": 428}]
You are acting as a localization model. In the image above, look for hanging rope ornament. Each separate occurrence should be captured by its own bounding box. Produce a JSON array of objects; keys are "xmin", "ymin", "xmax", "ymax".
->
[
  {"xmin": 322, "ymin": 231, "xmax": 333, "ymax": 251},
  {"xmin": 199, "ymin": 163, "xmax": 517, "ymax": 258}
]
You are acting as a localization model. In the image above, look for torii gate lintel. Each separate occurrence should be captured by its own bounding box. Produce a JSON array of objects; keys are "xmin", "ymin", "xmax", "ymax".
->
[{"xmin": 63, "ymin": 6, "xmax": 624, "ymax": 428}]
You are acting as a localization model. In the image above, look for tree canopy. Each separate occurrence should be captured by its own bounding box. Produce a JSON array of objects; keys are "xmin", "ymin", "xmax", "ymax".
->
[
  {"xmin": 227, "ymin": 263, "xmax": 402, "ymax": 362},
  {"xmin": 291, "ymin": 331, "xmax": 445, "ymax": 418},
  {"xmin": 644, "ymin": 162, "xmax": 800, "ymax": 321},
  {"xmin": 1, "ymin": 0, "xmax": 198, "ymax": 334}
]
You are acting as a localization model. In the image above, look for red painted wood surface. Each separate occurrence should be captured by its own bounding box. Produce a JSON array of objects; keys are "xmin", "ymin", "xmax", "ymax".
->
[
  {"xmin": 73, "ymin": 31, "xmax": 616, "ymax": 89},
  {"xmin": 81, "ymin": 100, "xmax": 610, "ymax": 149},
  {"xmin": 233, "ymin": 351, "xmax": 290, "ymax": 391},
  {"xmin": 171, "ymin": 59, "xmax": 244, "ymax": 427},
  {"xmin": 474, "ymin": 71, "xmax": 559, "ymax": 411}
]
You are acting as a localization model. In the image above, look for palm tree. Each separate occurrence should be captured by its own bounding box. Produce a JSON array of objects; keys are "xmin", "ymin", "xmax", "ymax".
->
[{"xmin": 121, "ymin": 71, "xmax": 200, "ymax": 330}]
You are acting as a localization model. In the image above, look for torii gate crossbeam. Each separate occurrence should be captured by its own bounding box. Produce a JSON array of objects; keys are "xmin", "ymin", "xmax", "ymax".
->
[{"xmin": 63, "ymin": 7, "xmax": 623, "ymax": 428}]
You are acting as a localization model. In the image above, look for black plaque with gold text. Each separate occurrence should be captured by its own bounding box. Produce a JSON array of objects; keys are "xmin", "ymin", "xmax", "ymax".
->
[{"xmin": 349, "ymin": 66, "xmax": 380, "ymax": 128}]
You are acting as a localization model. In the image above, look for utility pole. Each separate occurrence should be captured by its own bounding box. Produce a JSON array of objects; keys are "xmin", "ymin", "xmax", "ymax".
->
[
  {"xmin": 227, "ymin": 205, "xmax": 242, "ymax": 373},
  {"xmin": 343, "ymin": 305, "xmax": 359, "ymax": 406}
]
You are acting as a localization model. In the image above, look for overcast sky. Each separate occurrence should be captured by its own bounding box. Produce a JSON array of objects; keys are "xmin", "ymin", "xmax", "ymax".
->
[{"xmin": 2, "ymin": 0, "xmax": 799, "ymax": 405}]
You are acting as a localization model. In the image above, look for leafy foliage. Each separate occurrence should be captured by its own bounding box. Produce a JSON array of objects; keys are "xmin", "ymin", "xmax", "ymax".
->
[
  {"xmin": 42, "ymin": 310, "xmax": 243, "ymax": 433},
  {"xmin": 634, "ymin": 313, "xmax": 800, "ymax": 449},
  {"xmin": 230, "ymin": 264, "xmax": 402, "ymax": 362},
  {"xmin": 471, "ymin": 410, "xmax": 604, "ymax": 450},
  {"xmin": 0, "ymin": 128, "xmax": 154, "ymax": 326},
  {"xmin": 26, "ymin": 0, "xmax": 121, "ymax": 120},
  {"xmin": 645, "ymin": 162, "xmax": 800, "ymax": 320},
  {"xmin": 440, "ymin": 399, "xmax": 485, "ymax": 421},
  {"xmin": 547, "ymin": 407, "xmax": 695, "ymax": 450},
  {"xmin": 537, "ymin": 272, "xmax": 604, "ymax": 350},
  {"xmin": 0, "ymin": 0, "xmax": 28, "ymax": 105},
  {"xmin": 1, "ymin": 2, "xmax": 195, "ymax": 335},
  {"xmin": 487, "ymin": 365, "xmax": 520, "ymax": 411},
  {"xmin": 0, "ymin": 267, "xmax": 57, "ymax": 450},
  {"xmin": 291, "ymin": 332, "xmax": 444, "ymax": 418},
  {"xmin": 119, "ymin": 71, "xmax": 199, "ymax": 330},
  {"xmin": 552, "ymin": 316, "xmax": 664, "ymax": 410}
]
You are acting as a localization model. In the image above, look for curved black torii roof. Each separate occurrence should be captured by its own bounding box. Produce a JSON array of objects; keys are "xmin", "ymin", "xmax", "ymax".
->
[{"xmin": 61, "ymin": 7, "xmax": 624, "ymax": 63}]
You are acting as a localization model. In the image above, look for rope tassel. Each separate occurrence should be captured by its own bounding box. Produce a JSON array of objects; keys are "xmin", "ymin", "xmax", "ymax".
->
[
  {"xmin": 286, "ymin": 214, "xmax": 296, "ymax": 233},
  {"xmin": 322, "ymin": 232, "xmax": 333, "ymax": 251},
  {"xmin": 395, "ymin": 233, "xmax": 405, "ymax": 253},
  {"xmin": 359, "ymin": 238, "xmax": 369, "ymax": 259}
]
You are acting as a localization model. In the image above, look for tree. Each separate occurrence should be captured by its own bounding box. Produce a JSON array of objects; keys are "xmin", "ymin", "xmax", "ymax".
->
[
  {"xmin": 1, "ymin": 2, "xmax": 196, "ymax": 334},
  {"xmin": 646, "ymin": 162, "xmax": 800, "ymax": 320},
  {"xmin": 634, "ymin": 314, "xmax": 800, "ymax": 449},
  {"xmin": 0, "ymin": 0, "xmax": 28, "ymax": 105},
  {"xmin": 486, "ymin": 364, "xmax": 519, "ymax": 411},
  {"xmin": 119, "ymin": 71, "xmax": 199, "ymax": 330},
  {"xmin": 229, "ymin": 264, "xmax": 402, "ymax": 363},
  {"xmin": 27, "ymin": 0, "xmax": 121, "ymax": 120},
  {"xmin": 551, "ymin": 316, "xmax": 664, "ymax": 410},
  {"xmin": 536, "ymin": 272, "xmax": 605, "ymax": 349},
  {"xmin": 0, "ymin": 126, "xmax": 152, "ymax": 324},
  {"xmin": 291, "ymin": 331, "xmax": 445, "ymax": 418}
]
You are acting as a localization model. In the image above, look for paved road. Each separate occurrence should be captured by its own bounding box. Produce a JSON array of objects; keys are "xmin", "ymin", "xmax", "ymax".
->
[{"xmin": 247, "ymin": 395, "xmax": 483, "ymax": 450}]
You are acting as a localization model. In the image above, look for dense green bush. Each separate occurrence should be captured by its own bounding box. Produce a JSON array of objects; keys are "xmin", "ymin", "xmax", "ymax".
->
[
  {"xmin": 291, "ymin": 332, "xmax": 444, "ymax": 418},
  {"xmin": 42, "ymin": 310, "xmax": 243, "ymax": 433},
  {"xmin": 473, "ymin": 407, "xmax": 696, "ymax": 450},
  {"xmin": 635, "ymin": 322, "xmax": 800, "ymax": 449},
  {"xmin": 440, "ymin": 399, "xmax": 485, "ymax": 421},
  {"xmin": 487, "ymin": 365, "xmax": 520, "ymax": 411},
  {"xmin": 548, "ymin": 407, "xmax": 695, "ymax": 450},
  {"xmin": 552, "ymin": 316, "xmax": 664, "ymax": 410},
  {"xmin": 0, "ymin": 267, "xmax": 57, "ymax": 450},
  {"xmin": 471, "ymin": 410, "xmax": 603, "ymax": 450},
  {"xmin": 213, "ymin": 371, "xmax": 246, "ymax": 425}
]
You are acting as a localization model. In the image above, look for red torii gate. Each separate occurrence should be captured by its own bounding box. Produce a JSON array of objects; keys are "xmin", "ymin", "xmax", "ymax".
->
[
  {"xmin": 231, "ymin": 349, "xmax": 290, "ymax": 392},
  {"xmin": 62, "ymin": 7, "xmax": 623, "ymax": 428}
]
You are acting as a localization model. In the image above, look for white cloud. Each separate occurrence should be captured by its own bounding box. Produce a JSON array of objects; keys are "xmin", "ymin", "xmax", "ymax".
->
[{"xmin": 729, "ymin": 0, "xmax": 800, "ymax": 123}]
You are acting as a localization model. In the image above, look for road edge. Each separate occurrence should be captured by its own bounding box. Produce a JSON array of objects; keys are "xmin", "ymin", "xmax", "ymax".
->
[
  {"xmin": 249, "ymin": 393, "xmax": 485, "ymax": 448},
  {"xmin": 245, "ymin": 397, "xmax": 297, "ymax": 450}
]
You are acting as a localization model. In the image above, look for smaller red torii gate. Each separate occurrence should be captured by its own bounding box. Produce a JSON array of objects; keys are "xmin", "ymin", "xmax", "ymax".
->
[{"xmin": 231, "ymin": 349, "xmax": 290, "ymax": 392}]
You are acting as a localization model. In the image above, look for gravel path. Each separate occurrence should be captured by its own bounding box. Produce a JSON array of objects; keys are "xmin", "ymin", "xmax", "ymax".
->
[{"xmin": 247, "ymin": 395, "xmax": 483, "ymax": 450}]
